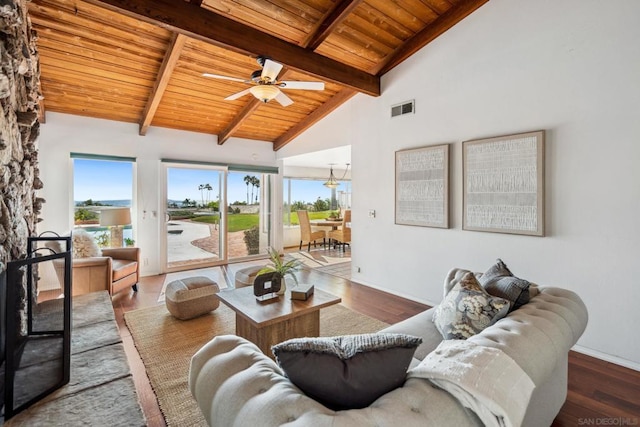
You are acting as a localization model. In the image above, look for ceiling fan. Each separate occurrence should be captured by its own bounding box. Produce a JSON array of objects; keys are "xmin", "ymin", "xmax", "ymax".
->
[{"xmin": 202, "ymin": 56, "xmax": 325, "ymax": 107}]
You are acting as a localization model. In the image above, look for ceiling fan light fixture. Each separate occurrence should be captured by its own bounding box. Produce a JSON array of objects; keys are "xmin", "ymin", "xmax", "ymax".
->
[{"xmin": 250, "ymin": 85, "xmax": 279, "ymax": 103}]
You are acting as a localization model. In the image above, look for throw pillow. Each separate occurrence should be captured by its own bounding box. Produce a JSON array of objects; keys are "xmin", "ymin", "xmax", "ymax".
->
[
  {"xmin": 271, "ymin": 333, "xmax": 422, "ymax": 411},
  {"xmin": 433, "ymin": 272, "xmax": 510, "ymax": 340},
  {"xmin": 71, "ymin": 229, "xmax": 102, "ymax": 258},
  {"xmin": 479, "ymin": 259, "xmax": 531, "ymax": 311}
]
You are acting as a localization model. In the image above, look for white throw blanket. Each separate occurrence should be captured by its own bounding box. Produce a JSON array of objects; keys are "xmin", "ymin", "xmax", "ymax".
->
[{"xmin": 408, "ymin": 340, "xmax": 535, "ymax": 427}]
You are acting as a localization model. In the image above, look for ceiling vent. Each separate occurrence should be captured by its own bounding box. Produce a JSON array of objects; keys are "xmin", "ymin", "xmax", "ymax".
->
[{"xmin": 391, "ymin": 100, "xmax": 415, "ymax": 118}]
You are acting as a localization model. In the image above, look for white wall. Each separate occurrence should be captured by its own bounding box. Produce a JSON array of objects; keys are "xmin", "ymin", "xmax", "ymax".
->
[
  {"xmin": 280, "ymin": 0, "xmax": 640, "ymax": 368},
  {"xmin": 38, "ymin": 113, "xmax": 277, "ymax": 276}
]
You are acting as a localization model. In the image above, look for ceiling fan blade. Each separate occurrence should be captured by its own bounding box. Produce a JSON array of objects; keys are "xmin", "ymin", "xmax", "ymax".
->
[
  {"xmin": 279, "ymin": 81, "xmax": 325, "ymax": 91},
  {"xmin": 274, "ymin": 91, "xmax": 294, "ymax": 107},
  {"xmin": 203, "ymin": 73, "xmax": 248, "ymax": 83},
  {"xmin": 224, "ymin": 88, "xmax": 252, "ymax": 101},
  {"xmin": 261, "ymin": 59, "xmax": 283, "ymax": 82}
]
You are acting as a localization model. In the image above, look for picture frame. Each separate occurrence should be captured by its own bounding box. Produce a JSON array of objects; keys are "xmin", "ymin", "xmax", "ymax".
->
[
  {"xmin": 395, "ymin": 144, "xmax": 449, "ymax": 228},
  {"xmin": 463, "ymin": 130, "xmax": 545, "ymax": 236}
]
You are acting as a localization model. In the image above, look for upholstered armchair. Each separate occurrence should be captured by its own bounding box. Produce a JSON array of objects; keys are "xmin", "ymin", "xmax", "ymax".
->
[
  {"xmin": 297, "ymin": 210, "xmax": 326, "ymax": 251},
  {"xmin": 48, "ymin": 230, "xmax": 140, "ymax": 296},
  {"xmin": 328, "ymin": 209, "xmax": 351, "ymax": 250},
  {"xmin": 71, "ymin": 247, "xmax": 140, "ymax": 296}
]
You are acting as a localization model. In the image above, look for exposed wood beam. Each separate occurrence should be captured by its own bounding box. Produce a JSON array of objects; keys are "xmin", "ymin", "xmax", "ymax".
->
[
  {"xmin": 273, "ymin": 89, "xmax": 357, "ymax": 151},
  {"xmin": 85, "ymin": 0, "xmax": 380, "ymax": 96},
  {"xmin": 139, "ymin": 33, "xmax": 187, "ymax": 135},
  {"xmin": 374, "ymin": 0, "xmax": 489, "ymax": 75},
  {"xmin": 37, "ymin": 99, "xmax": 46, "ymax": 124},
  {"xmin": 303, "ymin": 0, "xmax": 364, "ymax": 50},
  {"xmin": 217, "ymin": 99, "xmax": 261, "ymax": 145}
]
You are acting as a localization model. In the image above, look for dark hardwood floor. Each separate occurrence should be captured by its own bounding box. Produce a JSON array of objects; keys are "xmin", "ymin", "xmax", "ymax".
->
[{"xmin": 103, "ymin": 255, "xmax": 639, "ymax": 426}]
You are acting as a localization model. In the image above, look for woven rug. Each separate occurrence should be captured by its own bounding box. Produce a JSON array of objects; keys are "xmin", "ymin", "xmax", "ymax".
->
[{"xmin": 125, "ymin": 302, "xmax": 389, "ymax": 427}]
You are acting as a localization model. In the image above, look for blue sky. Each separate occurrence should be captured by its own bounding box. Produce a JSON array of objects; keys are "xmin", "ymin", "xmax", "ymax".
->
[
  {"xmin": 74, "ymin": 159, "xmax": 133, "ymax": 201},
  {"xmin": 73, "ymin": 159, "xmax": 345, "ymax": 205}
]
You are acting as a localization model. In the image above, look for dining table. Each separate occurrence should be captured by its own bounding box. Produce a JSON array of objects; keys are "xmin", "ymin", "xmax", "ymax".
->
[{"xmin": 310, "ymin": 219, "xmax": 343, "ymax": 230}]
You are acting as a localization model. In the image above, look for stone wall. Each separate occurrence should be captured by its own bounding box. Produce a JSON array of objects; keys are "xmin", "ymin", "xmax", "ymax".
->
[{"xmin": 0, "ymin": 0, "xmax": 43, "ymax": 269}]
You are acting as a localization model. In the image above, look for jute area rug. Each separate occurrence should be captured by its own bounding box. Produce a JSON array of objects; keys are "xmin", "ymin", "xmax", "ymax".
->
[{"xmin": 125, "ymin": 302, "xmax": 389, "ymax": 427}]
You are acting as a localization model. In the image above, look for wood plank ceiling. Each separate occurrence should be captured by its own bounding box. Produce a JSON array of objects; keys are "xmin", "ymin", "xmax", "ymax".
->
[{"xmin": 29, "ymin": 0, "xmax": 489, "ymax": 150}]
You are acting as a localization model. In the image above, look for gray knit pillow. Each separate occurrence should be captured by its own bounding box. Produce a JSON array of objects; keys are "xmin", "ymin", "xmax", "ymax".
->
[
  {"xmin": 272, "ymin": 333, "xmax": 422, "ymax": 410},
  {"xmin": 479, "ymin": 259, "xmax": 531, "ymax": 311}
]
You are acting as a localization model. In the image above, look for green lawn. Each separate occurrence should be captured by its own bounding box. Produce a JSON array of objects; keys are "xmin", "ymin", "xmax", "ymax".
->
[
  {"xmin": 192, "ymin": 210, "xmax": 333, "ymax": 231},
  {"xmin": 285, "ymin": 210, "xmax": 330, "ymax": 225}
]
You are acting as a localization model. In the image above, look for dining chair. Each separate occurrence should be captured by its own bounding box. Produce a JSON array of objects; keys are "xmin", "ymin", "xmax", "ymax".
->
[
  {"xmin": 328, "ymin": 209, "xmax": 351, "ymax": 251},
  {"xmin": 297, "ymin": 210, "xmax": 326, "ymax": 251}
]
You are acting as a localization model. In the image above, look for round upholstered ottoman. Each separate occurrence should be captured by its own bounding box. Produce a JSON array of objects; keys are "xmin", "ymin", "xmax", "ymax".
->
[
  {"xmin": 234, "ymin": 265, "xmax": 263, "ymax": 288},
  {"xmin": 165, "ymin": 276, "xmax": 220, "ymax": 320}
]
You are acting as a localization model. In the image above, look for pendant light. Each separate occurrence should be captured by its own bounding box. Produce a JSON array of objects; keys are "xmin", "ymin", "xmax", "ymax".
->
[{"xmin": 323, "ymin": 163, "xmax": 349, "ymax": 188}]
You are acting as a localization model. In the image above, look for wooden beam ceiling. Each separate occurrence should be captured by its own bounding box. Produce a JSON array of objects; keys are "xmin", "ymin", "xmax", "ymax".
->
[
  {"xmin": 216, "ymin": 98, "xmax": 261, "ymax": 145},
  {"xmin": 32, "ymin": 0, "xmax": 490, "ymax": 151},
  {"xmin": 303, "ymin": 0, "xmax": 364, "ymax": 50},
  {"xmin": 374, "ymin": 0, "xmax": 490, "ymax": 75},
  {"xmin": 84, "ymin": 0, "xmax": 380, "ymax": 96},
  {"xmin": 139, "ymin": 33, "xmax": 187, "ymax": 135}
]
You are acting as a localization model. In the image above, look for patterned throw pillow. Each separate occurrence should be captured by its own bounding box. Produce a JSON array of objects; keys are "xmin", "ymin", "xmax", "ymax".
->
[
  {"xmin": 71, "ymin": 229, "xmax": 102, "ymax": 258},
  {"xmin": 271, "ymin": 333, "xmax": 422, "ymax": 410},
  {"xmin": 433, "ymin": 272, "xmax": 510, "ymax": 340},
  {"xmin": 479, "ymin": 259, "xmax": 531, "ymax": 311}
]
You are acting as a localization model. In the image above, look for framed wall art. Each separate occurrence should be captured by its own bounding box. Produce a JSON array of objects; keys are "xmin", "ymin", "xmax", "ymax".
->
[
  {"xmin": 463, "ymin": 130, "xmax": 545, "ymax": 236},
  {"xmin": 395, "ymin": 144, "xmax": 449, "ymax": 228}
]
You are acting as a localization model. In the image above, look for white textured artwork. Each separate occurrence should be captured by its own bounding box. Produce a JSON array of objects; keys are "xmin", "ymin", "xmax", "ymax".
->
[
  {"xmin": 463, "ymin": 131, "xmax": 545, "ymax": 236},
  {"xmin": 395, "ymin": 144, "xmax": 449, "ymax": 228}
]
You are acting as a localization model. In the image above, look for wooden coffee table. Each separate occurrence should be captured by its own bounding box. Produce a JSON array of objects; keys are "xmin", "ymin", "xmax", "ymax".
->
[{"xmin": 216, "ymin": 286, "xmax": 341, "ymax": 358}]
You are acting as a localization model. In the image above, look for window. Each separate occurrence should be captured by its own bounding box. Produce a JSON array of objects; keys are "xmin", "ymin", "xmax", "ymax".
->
[
  {"xmin": 283, "ymin": 178, "xmax": 351, "ymax": 226},
  {"xmin": 72, "ymin": 155, "xmax": 135, "ymax": 248}
]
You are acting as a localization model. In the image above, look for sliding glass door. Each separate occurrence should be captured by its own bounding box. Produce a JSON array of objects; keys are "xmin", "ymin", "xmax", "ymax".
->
[
  {"xmin": 227, "ymin": 170, "xmax": 273, "ymax": 262},
  {"xmin": 164, "ymin": 164, "xmax": 226, "ymax": 272},
  {"xmin": 163, "ymin": 163, "xmax": 277, "ymax": 272}
]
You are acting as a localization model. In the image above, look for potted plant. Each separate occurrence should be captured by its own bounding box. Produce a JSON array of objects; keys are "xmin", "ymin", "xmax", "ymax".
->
[
  {"xmin": 257, "ymin": 248, "xmax": 303, "ymax": 295},
  {"xmin": 327, "ymin": 210, "xmax": 340, "ymax": 220},
  {"xmin": 124, "ymin": 237, "xmax": 135, "ymax": 247}
]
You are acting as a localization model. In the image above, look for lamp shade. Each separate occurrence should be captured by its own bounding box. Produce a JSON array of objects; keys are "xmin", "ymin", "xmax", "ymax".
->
[
  {"xmin": 250, "ymin": 85, "xmax": 279, "ymax": 102},
  {"xmin": 99, "ymin": 208, "xmax": 131, "ymax": 227}
]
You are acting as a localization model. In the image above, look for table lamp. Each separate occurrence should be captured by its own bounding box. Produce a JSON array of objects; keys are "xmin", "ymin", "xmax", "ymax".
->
[{"xmin": 99, "ymin": 207, "xmax": 131, "ymax": 248}]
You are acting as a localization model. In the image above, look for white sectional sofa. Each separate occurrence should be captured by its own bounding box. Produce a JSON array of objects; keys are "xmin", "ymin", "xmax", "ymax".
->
[{"xmin": 189, "ymin": 268, "xmax": 588, "ymax": 427}]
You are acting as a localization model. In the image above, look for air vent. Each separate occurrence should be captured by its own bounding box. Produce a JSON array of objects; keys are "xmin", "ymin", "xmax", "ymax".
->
[{"xmin": 391, "ymin": 100, "xmax": 415, "ymax": 117}]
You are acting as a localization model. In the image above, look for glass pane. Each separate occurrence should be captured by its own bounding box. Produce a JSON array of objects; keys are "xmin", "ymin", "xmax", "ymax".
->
[
  {"xmin": 73, "ymin": 158, "xmax": 134, "ymax": 248},
  {"xmin": 166, "ymin": 167, "xmax": 223, "ymax": 269},
  {"xmin": 227, "ymin": 171, "xmax": 272, "ymax": 260},
  {"xmin": 283, "ymin": 178, "xmax": 352, "ymax": 226}
]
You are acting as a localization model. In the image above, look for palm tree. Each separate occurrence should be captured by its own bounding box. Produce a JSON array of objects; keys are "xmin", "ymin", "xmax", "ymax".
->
[
  {"xmin": 249, "ymin": 176, "xmax": 260, "ymax": 204},
  {"xmin": 198, "ymin": 184, "xmax": 206, "ymax": 207},
  {"xmin": 254, "ymin": 179, "xmax": 260, "ymax": 203},
  {"xmin": 243, "ymin": 175, "xmax": 252, "ymax": 204},
  {"xmin": 204, "ymin": 183, "xmax": 213, "ymax": 206}
]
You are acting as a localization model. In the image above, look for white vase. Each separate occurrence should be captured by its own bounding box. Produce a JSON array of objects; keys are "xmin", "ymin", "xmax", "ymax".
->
[{"xmin": 277, "ymin": 275, "xmax": 287, "ymax": 295}]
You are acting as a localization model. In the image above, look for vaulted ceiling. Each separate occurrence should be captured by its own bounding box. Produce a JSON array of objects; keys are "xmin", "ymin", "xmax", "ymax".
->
[{"xmin": 29, "ymin": 0, "xmax": 488, "ymax": 150}]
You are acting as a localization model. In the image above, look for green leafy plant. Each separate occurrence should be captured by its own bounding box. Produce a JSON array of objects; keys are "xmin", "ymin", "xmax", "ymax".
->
[
  {"xmin": 243, "ymin": 226, "xmax": 260, "ymax": 255},
  {"xmin": 258, "ymin": 247, "xmax": 303, "ymax": 286},
  {"xmin": 327, "ymin": 210, "xmax": 340, "ymax": 220},
  {"xmin": 124, "ymin": 238, "xmax": 135, "ymax": 247},
  {"xmin": 94, "ymin": 231, "xmax": 109, "ymax": 248}
]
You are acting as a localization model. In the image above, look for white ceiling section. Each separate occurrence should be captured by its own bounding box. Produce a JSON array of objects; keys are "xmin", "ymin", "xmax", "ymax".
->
[{"xmin": 282, "ymin": 145, "xmax": 350, "ymax": 168}]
